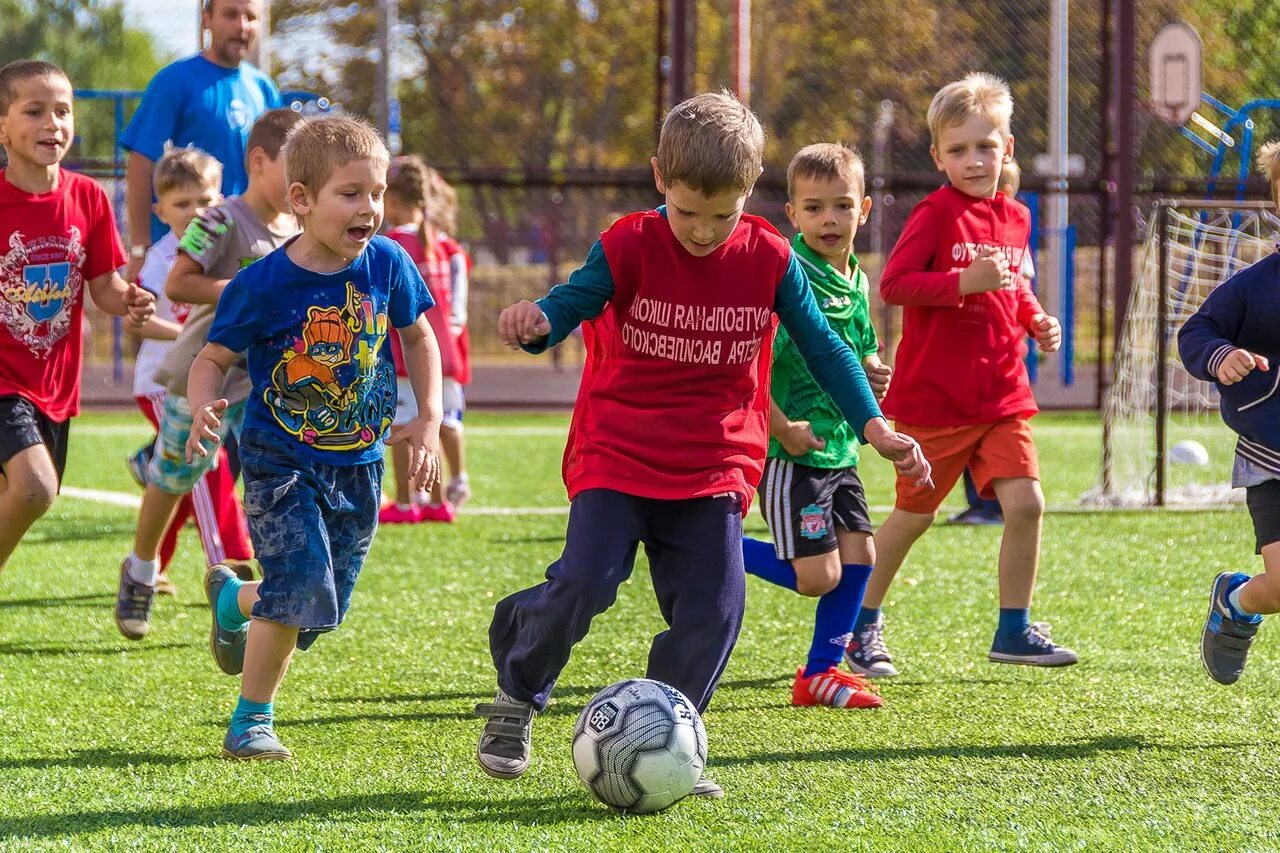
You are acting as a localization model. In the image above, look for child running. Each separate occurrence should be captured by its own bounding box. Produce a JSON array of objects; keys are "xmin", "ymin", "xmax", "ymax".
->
[
  {"xmin": 474, "ymin": 91, "xmax": 931, "ymax": 797},
  {"xmin": 847, "ymin": 73, "xmax": 1077, "ymax": 678},
  {"xmin": 1183, "ymin": 139, "xmax": 1280, "ymax": 685},
  {"xmin": 128, "ymin": 146, "xmax": 254, "ymax": 595},
  {"xmin": 430, "ymin": 172, "xmax": 473, "ymax": 511},
  {"xmin": 0, "ymin": 60, "xmax": 154, "ymax": 570},
  {"xmin": 186, "ymin": 115, "xmax": 442, "ymax": 760},
  {"xmin": 741, "ymin": 143, "xmax": 889, "ymax": 710}
]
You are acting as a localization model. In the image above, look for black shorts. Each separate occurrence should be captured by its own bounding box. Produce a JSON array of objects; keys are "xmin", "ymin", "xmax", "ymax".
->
[
  {"xmin": 758, "ymin": 458, "xmax": 873, "ymax": 559},
  {"xmin": 1246, "ymin": 478, "xmax": 1280, "ymax": 554},
  {"xmin": 0, "ymin": 395, "xmax": 69, "ymax": 484}
]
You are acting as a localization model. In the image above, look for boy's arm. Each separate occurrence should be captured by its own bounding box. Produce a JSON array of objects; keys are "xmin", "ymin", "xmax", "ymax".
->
[
  {"xmin": 166, "ymin": 250, "xmax": 231, "ymax": 306},
  {"xmin": 127, "ymin": 315, "xmax": 182, "ymax": 341},
  {"xmin": 879, "ymin": 202, "xmax": 964, "ymax": 306},
  {"xmin": 512, "ymin": 240, "xmax": 615, "ymax": 354},
  {"xmin": 1177, "ymin": 275, "xmax": 1252, "ymax": 382},
  {"xmin": 184, "ymin": 342, "xmax": 239, "ymax": 462},
  {"xmin": 388, "ymin": 315, "xmax": 444, "ymax": 491},
  {"xmin": 86, "ymin": 271, "xmax": 155, "ymax": 323},
  {"xmin": 167, "ymin": 211, "xmax": 235, "ymax": 305}
]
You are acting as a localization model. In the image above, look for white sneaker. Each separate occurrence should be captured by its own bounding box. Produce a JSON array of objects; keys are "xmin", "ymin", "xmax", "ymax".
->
[{"xmin": 446, "ymin": 475, "xmax": 471, "ymax": 509}]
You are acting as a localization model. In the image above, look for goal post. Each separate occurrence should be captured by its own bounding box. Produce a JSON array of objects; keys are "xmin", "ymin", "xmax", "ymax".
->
[{"xmin": 1091, "ymin": 198, "xmax": 1279, "ymax": 508}]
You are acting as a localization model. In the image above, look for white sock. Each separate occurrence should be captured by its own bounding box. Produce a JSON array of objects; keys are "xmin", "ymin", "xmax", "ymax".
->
[
  {"xmin": 1228, "ymin": 584, "xmax": 1258, "ymax": 619},
  {"xmin": 396, "ymin": 503, "xmax": 413, "ymax": 512},
  {"xmin": 126, "ymin": 552, "xmax": 159, "ymax": 587},
  {"xmin": 451, "ymin": 473, "xmax": 469, "ymax": 485}
]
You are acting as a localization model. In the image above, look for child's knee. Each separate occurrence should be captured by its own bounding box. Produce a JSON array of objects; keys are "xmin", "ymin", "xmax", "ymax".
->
[
  {"xmin": 13, "ymin": 479, "xmax": 56, "ymax": 519},
  {"xmin": 998, "ymin": 483, "xmax": 1044, "ymax": 524},
  {"xmin": 793, "ymin": 554, "xmax": 841, "ymax": 596}
]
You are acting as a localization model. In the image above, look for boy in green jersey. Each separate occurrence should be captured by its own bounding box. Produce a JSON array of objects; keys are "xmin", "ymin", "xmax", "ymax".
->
[{"xmin": 743, "ymin": 143, "xmax": 889, "ymax": 709}]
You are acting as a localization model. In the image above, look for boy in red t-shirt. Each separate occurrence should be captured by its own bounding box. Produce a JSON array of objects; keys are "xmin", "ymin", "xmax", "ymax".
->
[
  {"xmin": 475, "ymin": 91, "xmax": 932, "ymax": 796},
  {"xmin": 846, "ymin": 73, "xmax": 1077, "ymax": 678},
  {"xmin": 0, "ymin": 60, "xmax": 154, "ymax": 569}
]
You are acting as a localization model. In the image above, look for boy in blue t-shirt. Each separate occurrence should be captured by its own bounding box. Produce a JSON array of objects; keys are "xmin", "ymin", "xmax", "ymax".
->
[{"xmin": 184, "ymin": 116, "xmax": 442, "ymax": 760}]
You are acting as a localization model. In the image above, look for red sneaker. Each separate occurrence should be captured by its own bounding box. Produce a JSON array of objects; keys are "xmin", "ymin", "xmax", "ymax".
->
[
  {"xmin": 791, "ymin": 666, "xmax": 883, "ymax": 709},
  {"xmin": 379, "ymin": 504, "xmax": 420, "ymax": 524},
  {"xmin": 417, "ymin": 502, "xmax": 456, "ymax": 523}
]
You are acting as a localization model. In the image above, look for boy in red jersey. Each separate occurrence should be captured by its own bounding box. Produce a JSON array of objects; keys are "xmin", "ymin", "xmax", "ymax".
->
[
  {"xmin": 0, "ymin": 60, "xmax": 154, "ymax": 569},
  {"xmin": 475, "ymin": 91, "xmax": 932, "ymax": 796},
  {"xmin": 847, "ymin": 73, "xmax": 1077, "ymax": 678}
]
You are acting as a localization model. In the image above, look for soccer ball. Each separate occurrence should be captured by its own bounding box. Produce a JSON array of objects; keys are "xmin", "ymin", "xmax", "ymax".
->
[
  {"xmin": 571, "ymin": 678, "xmax": 708, "ymax": 814},
  {"xmin": 1170, "ymin": 439, "xmax": 1210, "ymax": 467}
]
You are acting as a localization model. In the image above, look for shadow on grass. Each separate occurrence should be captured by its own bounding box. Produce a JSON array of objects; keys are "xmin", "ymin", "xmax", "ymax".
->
[
  {"xmin": 0, "ymin": 592, "xmax": 113, "ymax": 610},
  {"xmin": 0, "ymin": 749, "xmax": 199, "ymax": 771},
  {"xmin": 489, "ymin": 534, "xmax": 565, "ymax": 545},
  {"xmin": 23, "ymin": 523, "xmax": 134, "ymax": 545},
  {"xmin": 716, "ymin": 735, "xmax": 1174, "ymax": 767},
  {"xmin": 316, "ymin": 676, "xmax": 790, "ymax": 707},
  {"xmin": 0, "ymin": 792, "xmax": 612, "ymax": 839},
  {"xmin": 0, "ymin": 641, "xmax": 194, "ymax": 657}
]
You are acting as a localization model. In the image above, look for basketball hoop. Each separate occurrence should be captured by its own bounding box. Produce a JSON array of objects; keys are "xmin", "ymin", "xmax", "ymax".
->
[{"xmin": 1149, "ymin": 21, "xmax": 1202, "ymax": 126}]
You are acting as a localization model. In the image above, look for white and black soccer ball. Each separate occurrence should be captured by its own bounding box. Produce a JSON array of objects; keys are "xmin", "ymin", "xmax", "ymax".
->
[{"xmin": 571, "ymin": 678, "xmax": 708, "ymax": 814}]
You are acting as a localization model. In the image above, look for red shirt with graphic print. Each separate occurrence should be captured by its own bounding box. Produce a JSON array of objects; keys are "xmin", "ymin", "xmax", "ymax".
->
[
  {"xmin": 879, "ymin": 184, "xmax": 1042, "ymax": 426},
  {"xmin": 0, "ymin": 169, "xmax": 126, "ymax": 421}
]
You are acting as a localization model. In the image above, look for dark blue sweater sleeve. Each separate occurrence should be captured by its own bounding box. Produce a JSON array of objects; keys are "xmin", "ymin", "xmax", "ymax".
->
[
  {"xmin": 774, "ymin": 252, "xmax": 883, "ymax": 442},
  {"xmin": 524, "ymin": 239, "xmax": 615, "ymax": 354},
  {"xmin": 1177, "ymin": 272, "xmax": 1246, "ymax": 382}
]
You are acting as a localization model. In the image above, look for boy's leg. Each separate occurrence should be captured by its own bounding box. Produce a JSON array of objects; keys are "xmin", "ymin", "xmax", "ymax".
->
[
  {"xmin": 222, "ymin": 617, "xmax": 298, "ymax": 761},
  {"xmin": 0, "ymin": 444, "xmax": 59, "ymax": 570},
  {"xmin": 990, "ymin": 476, "xmax": 1044, "ymax": 609},
  {"xmin": 442, "ymin": 380, "xmax": 470, "ymax": 508}
]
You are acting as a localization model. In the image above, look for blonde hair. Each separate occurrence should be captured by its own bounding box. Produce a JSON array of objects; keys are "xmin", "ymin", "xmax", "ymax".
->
[
  {"xmin": 787, "ymin": 143, "xmax": 866, "ymax": 200},
  {"xmin": 998, "ymin": 158, "xmax": 1021, "ymax": 197},
  {"xmin": 283, "ymin": 116, "xmax": 390, "ymax": 196},
  {"xmin": 656, "ymin": 90, "xmax": 764, "ymax": 196},
  {"xmin": 152, "ymin": 146, "xmax": 222, "ymax": 197},
  {"xmin": 927, "ymin": 72, "xmax": 1013, "ymax": 146},
  {"xmin": 1258, "ymin": 140, "xmax": 1280, "ymax": 208}
]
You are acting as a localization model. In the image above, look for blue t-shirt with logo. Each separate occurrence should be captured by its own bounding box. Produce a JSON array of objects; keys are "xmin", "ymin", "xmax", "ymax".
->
[
  {"xmin": 207, "ymin": 236, "xmax": 434, "ymax": 466},
  {"xmin": 120, "ymin": 55, "xmax": 282, "ymax": 242}
]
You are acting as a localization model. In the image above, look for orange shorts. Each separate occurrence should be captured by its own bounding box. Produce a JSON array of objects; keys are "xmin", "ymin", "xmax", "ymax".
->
[{"xmin": 894, "ymin": 418, "xmax": 1039, "ymax": 514}]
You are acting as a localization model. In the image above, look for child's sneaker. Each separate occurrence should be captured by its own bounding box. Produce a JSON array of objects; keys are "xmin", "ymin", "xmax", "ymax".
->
[
  {"xmin": 446, "ymin": 474, "xmax": 472, "ymax": 509},
  {"xmin": 155, "ymin": 571, "xmax": 178, "ymax": 597},
  {"xmin": 791, "ymin": 666, "xmax": 883, "ymax": 709},
  {"xmin": 1202, "ymin": 571, "xmax": 1263, "ymax": 685},
  {"xmin": 418, "ymin": 502, "xmax": 456, "ymax": 523},
  {"xmin": 114, "ymin": 558, "xmax": 155, "ymax": 640},
  {"xmin": 204, "ymin": 565, "xmax": 248, "ymax": 676},
  {"xmin": 222, "ymin": 721, "xmax": 292, "ymax": 761},
  {"xmin": 947, "ymin": 505, "xmax": 1003, "ymax": 526},
  {"xmin": 989, "ymin": 622, "xmax": 1079, "ymax": 666},
  {"xmin": 125, "ymin": 443, "xmax": 154, "ymax": 489},
  {"xmin": 378, "ymin": 504, "xmax": 420, "ymax": 525},
  {"xmin": 475, "ymin": 688, "xmax": 535, "ymax": 778},
  {"xmin": 844, "ymin": 614, "xmax": 899, "ymax": 677}
]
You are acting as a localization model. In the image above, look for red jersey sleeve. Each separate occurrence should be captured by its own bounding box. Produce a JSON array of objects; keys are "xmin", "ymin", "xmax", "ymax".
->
[
  {"xmin": 81, "ymin": 177, "xmax": 127, "ymax": 280},
  {"xmin": 879, "ymin": 199, "xmax": 964, "ymax": 307}
]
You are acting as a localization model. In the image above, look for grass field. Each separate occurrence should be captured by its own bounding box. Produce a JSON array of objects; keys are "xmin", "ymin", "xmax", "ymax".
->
[{"xmin": 1, "ymin": 411, "xmax": 1276, "ymax": 851}]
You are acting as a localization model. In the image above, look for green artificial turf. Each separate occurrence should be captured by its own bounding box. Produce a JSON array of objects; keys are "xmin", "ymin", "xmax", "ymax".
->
[{"xmin": 0, "ymin": 411, "xmax": 1275, "ymax": 851}]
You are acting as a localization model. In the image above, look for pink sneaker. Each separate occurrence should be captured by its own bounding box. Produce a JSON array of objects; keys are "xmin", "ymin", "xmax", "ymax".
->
[
  {"xmin": 417, "ymin": 502, "xmax": 456, "ymax": 523},
  {"xmin": 379, "ymin": 504, "xmax": 420, "ymax": 524}
]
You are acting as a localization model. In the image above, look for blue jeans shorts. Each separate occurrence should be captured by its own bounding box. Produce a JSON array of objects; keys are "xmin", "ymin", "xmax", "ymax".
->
[
  {"xmin": 149, "ymin": 394, "xmax": 246, "ymax": 495},
  {"xmin": 238, "ymin": 428, "xmax": 383, "ymax": 650}
]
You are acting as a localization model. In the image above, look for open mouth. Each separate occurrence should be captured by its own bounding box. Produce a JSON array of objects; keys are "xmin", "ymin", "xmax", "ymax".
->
[
  {"xmin": 346, "ymin": 226, "xmax": 372, "ymax": 242},
  {"xmin": 820, "ymin": 234, "xmax": 843, "ymax": 245}
]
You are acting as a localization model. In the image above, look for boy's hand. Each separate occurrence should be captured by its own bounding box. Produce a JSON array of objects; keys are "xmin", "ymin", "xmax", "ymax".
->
[
  {"xmin": 864, "ymin": 417, "xmax": 933, "ymax": 488},
  {"xmin": 1216, "ymin": 349, "xmax": 1271, "ymax": 385},
  {"xmin": 185, "ymin": 399, "xmax": 228, "ymax": 463},
  {"xmin": 1031, "ymin": 313, "xmax": 1061, "ymax": 353},
  {"xmin": 388, "ymin": 415, "xmax": 442, "ymax": 492},
  {"xmin": 499, "ymin": 300, "xmax": 552, "ymax": 349},
  {"xmin": 959, "ymin": 247, "xmax": 1013, "ymax": 295},
  {"xmin": 778, "ymin": 420, "xmax": 826, "ymax": 457},
  {"xmin": 126, "ymin": 284, "xmax": 156, "ymax": 325},
  {"xmin": 863, "ymin": 357, "xmax": 892, "ymax": 401}
]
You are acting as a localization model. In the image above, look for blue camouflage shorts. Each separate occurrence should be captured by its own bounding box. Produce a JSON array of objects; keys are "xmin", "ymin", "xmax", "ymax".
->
[
  {"xmin": 238, "ymin": 428, "xmax": 383, "ymax": 650},
  {"xmin": 149, "ymin": 394, "xmax": 246, "ymax": 495}
]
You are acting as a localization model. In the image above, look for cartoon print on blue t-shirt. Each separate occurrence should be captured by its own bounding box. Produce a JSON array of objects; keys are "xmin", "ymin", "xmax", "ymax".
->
[{"xmin": 265, "ymin": 281, "xmax": 396, "ymax": 450}]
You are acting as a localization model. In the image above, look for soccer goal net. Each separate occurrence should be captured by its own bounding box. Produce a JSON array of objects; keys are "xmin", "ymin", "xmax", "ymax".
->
[{"xmin": 1088, "ymin": 200, "xmax": 1280, "ymax": 507}]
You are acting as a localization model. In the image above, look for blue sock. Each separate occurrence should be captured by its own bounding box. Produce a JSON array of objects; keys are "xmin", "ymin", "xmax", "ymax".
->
[
  {"xmin": 998, "ymin": 607, "xmax": 1031, "ymax": 637},
  {"xmin": 853, "ymin": 605, "xmax": 881, "ymax": 634},
  {"xmin": 804, "ymin": 564, "xmax": 873, "ymax": 677},
  {"xmin": 742, "ymin": 537, "xmax": 796, "ymax": 590},
  {"xmin": 230, "ymin": 696, "xmax": 273, "ymax": 736},
  {"xmin": 216, "ymin": 576, "xmax": 248, "ymax": 632}
]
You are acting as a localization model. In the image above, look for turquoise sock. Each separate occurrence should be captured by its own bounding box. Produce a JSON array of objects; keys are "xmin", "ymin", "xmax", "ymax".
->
[
  {"xmin": 216, "ymin": 576, "xmax": 248, "ymax": 632},
  {"xmin": 230, "ymin": 696, "xmax": 272, "ymax": 736},
  {"xmin": 998, "ymin": 607, "xmax": 1031, "ymax": 637}
]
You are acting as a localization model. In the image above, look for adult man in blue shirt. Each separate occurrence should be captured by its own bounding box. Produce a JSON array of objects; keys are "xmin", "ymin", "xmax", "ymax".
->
[{"xmin": 121, "ymin": 0, "xmax": 282, "ymax": 282}]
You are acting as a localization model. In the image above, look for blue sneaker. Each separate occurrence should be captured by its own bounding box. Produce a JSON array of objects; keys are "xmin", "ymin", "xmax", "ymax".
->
[
  {"xmin": 1202, "ymin": 572, "xmax": 1262, "ymax": 685},
  {"xmin": 125, "ymin": 443, "xmax": 154, "ymax": 489},
  {"xmin": 222, "ymin": 721, "xmax": 292, "ymax": 761},
  {"xmin": 947, "ymin": 506, "xmax": 1004, "ymax": 526},
  {"xmin": 989, "ymin": 622, "xmax": 1078, "ymax": 666},
  {"xmin": 204, "ymin": 565, "xmax": 247, "ymax": 676}
]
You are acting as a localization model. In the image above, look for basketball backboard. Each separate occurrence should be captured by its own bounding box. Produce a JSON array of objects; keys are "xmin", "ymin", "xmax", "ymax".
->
[{"xmin": 1149, "ymin": 21, "xmax": 1202, "ymax": 125}]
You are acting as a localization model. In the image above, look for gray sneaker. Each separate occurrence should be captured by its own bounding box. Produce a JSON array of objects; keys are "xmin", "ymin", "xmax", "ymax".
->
[
  {"xmin": 114, "ymin": 558, "xmax": 155, "ymax": 640},
  {"xmin": 1203, "ymin": 572, "xmax": 1263, "ymax": 685},
  {"xmin": 691, "ymin": 775, "xmax": 725, "ymax": 799},
  {"xmin": 474, "ymin": 688, "xmax": 535, "ymax": 779},
  {"xmin": 204, "ymin": 565, "xmax": 248, "ymax": 676},
  {"xmin": 222, "ymin": 722, "xmax": 292, "ymax": 761},
  {"xmin": 844, "ymin": 614, "xmax": 899, "ymax": 677}
]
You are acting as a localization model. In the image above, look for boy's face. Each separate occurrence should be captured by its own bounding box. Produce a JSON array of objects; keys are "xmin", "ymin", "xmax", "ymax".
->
[
  {"xmin": 651, "ymin": 159, "xmax": 749, "ymax": 257},
  {"xmin": 155, "ymin": 181, "xmax": 221, "ymax": 237},
  {"xmin": 0, "ymin": 74, "xmax": 74, "ymax": 171},
  {"xmin": 930, "ymin": 114, "xmax": 1014, "ymax": 199},
  {"xmin": 249, "ymin": 147, "xmax": 289, "ymax": 213},
  {"xmin": 785, "ymin": 174, "xmax": 872, "ymax": 267},
  {"xmin": 289, "ymin": 157, "xmax": 386, "ymax": 262}
]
